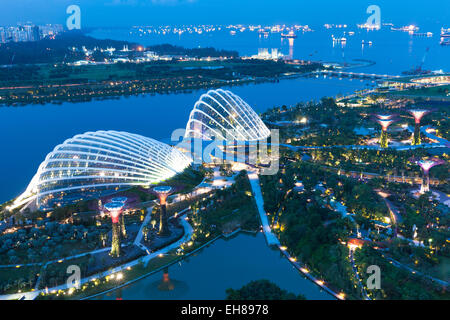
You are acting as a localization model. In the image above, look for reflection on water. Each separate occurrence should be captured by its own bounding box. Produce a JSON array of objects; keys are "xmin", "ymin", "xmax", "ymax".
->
[
  {"xmin": 95, "ymin": 233, "xmax": 334, "ymax": 300},
  {"xmin": 106, "ymin": 269, "xmax": 190, "ymax": 300}
]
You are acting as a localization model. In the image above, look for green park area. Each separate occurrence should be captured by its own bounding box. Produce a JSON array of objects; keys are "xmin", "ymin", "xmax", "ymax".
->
[
  {"xmin": 387, "ymin": 84, "xmax": 450, "ymax": 99},
  {"xmin": 0, "ymin": 59, "xmax": 322, "ymax": 105}
]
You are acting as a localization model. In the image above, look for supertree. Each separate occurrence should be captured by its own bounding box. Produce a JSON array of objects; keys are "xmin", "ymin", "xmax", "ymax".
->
[
  {"xmin": 152, "ymin": 186, "xmax": 174, "ymax": 237},
  {"xmin": 408, "ymin": 109, "xmax": 431, "ymax": 145},
  {"xmin": 373, "ymin": 114, "xmax": 396, "ymax": 148},
  {"xmin": 374, "ymin": 114, "xmax": 394, "ymax": 121},
  {"xmin": 413, "ymin": 158, "xmax": 445, "ymax": 193},
  {"xmin": 373, "ymin": 115, "xmax": 396, "ymax": 148},
  {"xmin": 104, "ymin": 201, "xmax": 125, "ymax": 257},
  {"xmin": 111, "ymin": 197, "xmax": 128, "ymax": 238}
]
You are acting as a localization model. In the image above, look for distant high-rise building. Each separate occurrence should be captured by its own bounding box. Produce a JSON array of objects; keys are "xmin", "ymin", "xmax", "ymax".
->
[
  {"xmin": 32, "ymin": 25, "xmax": 41, "ymax": 41},
  {"xmin": 0, "ymin": 28, "xmax": 6, "ymax": 43},
  {"xmin": 0, "ymin": 23, "xmax": 61, "ymax": 44}
]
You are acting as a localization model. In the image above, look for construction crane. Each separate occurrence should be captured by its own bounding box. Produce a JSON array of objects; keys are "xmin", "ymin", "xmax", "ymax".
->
[{"xmin": 402, "ymin": 47, "xmax": 431, "ymax": 75}]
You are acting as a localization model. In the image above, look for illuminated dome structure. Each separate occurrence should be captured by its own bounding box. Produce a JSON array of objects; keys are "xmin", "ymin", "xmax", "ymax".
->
[
  {"xmin": 13, "ymin": 131, "xmax": 192, "ymax": 210},
  {"xmin": 185, "ymin": 89, "xmax": 270, "ymax": 141}
]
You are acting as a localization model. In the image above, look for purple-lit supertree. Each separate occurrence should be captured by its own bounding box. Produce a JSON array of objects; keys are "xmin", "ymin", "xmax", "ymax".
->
[
  {"xmin": 373, "ymin": 114, "xmax": 396, "ymax": 148},
  {"xmin": 414, "ymin": 158, "xmax": 445, "ymax": 193},
  {"xmin": 408, "ymin": 109, "xmax": 431, "ymax": 145}
]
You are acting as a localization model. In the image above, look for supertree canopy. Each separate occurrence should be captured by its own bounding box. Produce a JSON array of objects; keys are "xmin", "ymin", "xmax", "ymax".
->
[
  {"xmin": 374, "ymin": 114, "xmax": 395, "ymax": 121},
  {"xmin": 374, "ymin": 116, "xmax": 396, "ymax": 148},
  {"xmin": 111, "ymin": 197, "xmax": 128, "ymax": 238},
  {"xmin": 414, "ymin": 158, "xmax": 445, "ymax": 193},
  {"xmin": 152, "ymin": 186, "xmax": 174, "ymax": 237},
  {"xmin": 408, "ymin": 109, "xmax": 432, "ymax": 145},
  {"xmin": 104, "ymin": 201, "xmax": 126, "ymax": 257},
  {"xmin": 376, "ymin": 119, "xmax": 395, "ymax": 131}
]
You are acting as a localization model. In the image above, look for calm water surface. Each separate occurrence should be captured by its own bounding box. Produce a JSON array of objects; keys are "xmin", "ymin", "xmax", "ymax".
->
[
  {"xmin": 0, "ymin": 77, "xmax": 371, "ymax": 203},
  {"xmin": 94, "ymin": 233, "xmax": 334, "ymax": 300}
]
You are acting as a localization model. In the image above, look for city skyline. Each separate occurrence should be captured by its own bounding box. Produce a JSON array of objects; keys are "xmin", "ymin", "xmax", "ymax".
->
[{"xmin": 0, "ymin": 0, "xmax": 449, "ymax": 29}]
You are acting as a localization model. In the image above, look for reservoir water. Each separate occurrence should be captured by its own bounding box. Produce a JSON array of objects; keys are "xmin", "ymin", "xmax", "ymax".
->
[
  {"xmin": 0, "ymin": 76, "xmax": 371, "ymax": 203},
  {"xmin": 94, "ymin": 232, "xmax": 334, "ymax": 300}
]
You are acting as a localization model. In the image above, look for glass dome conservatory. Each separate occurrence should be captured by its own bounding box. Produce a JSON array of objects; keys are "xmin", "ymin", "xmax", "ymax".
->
[
  {"xmin": 13, "ymin": 130, "xmax": 192, "ymax": 210},
  {"xmin": 185, "ymin": 89, "xmax": 270, "ymax": 141}
]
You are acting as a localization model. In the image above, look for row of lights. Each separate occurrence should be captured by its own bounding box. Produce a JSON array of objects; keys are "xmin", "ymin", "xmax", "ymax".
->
[{"xmin": 280, "ymin": 245, "xmax": 346, "ymax": 300}]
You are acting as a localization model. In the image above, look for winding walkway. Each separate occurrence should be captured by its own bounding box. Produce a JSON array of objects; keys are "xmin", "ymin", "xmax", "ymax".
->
[
  {"xmin": 349, "ymin": 249, "xmax": 370, "ymax": 300},
  {"xmin": 247, "ymin": 171, "xmax": 280, "ymax": 246},
  {"xmin": 0, "ymin": 214, "xmax": 194, "ymax": 300},
  {"xmin": 380, "ymin": 253, "xmax": 449, "ymax": 288},
  {"xmin": 247, "ymin": 170, "xmax": 342, "ymax": 300}
]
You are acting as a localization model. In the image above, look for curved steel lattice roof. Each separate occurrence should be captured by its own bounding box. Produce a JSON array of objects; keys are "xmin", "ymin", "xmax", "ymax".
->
[
  {"xmin": 14, "ymin": 131, "xmax": 192, "ymax": 209},
  {"xmin": 185, "ymin": 89, "xmax": 270, "ymax": 141}
]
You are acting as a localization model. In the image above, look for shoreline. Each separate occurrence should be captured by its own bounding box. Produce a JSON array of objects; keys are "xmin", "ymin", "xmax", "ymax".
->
[{"xmin": 81, "ymin": 228, "xmax": 258, "ymax": 300}]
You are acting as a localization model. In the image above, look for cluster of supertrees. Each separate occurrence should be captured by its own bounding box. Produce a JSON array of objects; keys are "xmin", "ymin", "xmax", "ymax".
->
[
  {"xmin": 411, "ymin": 157, "xmax": 445, "ymax": 193},
  {"xmin": 372, "ymin": 108, "xmax": 433, "ymax": 148},
  {"xmin": 102, "ymin": 186, "xmax": 175, "ymax": 258}
]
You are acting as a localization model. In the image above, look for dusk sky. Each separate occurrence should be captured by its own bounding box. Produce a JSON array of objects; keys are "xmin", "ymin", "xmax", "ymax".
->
[{"xmin": 0, "ymin": 0, "xmax": 449, "ymax": 28}]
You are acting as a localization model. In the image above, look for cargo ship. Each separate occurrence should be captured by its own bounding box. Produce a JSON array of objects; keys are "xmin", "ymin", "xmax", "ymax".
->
[
  {"xmin": 440, "ymin": 28, "xmax": 450, "ymax": 45},
  {"xmin": 441, "ymin": 28, "xmax": 450, "ymax": 38},
  {"xmin": 281, "ymin": 30, "xmax": 297, "ymax": 38}
]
